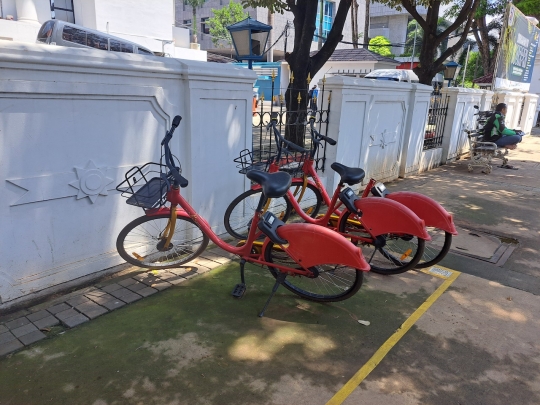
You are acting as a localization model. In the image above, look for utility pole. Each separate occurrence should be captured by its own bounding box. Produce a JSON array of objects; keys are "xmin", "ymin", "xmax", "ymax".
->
[
  {"xmin": 284, "ymin": 21, "xmax": 289, "ymax": 55},
  {"xmin": 410, "ymin": 20, "xmax": 417, "ymax": 70},
  {"xmin": 462, "ymin": 43, "xmax": 471, "ymax": 87},
  {"xmin": 267, "ymin": 11, "xmax": 274, "ymax": 62}
]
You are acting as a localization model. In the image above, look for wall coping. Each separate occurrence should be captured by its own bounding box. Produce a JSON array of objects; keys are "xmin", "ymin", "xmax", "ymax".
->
[
  {"xmin": 0, "ymin": 42, "xmax": 257, "ymax": 83},
  {"xmin": 324, "ymin": 75, "xmax": 433, "ymax": 93}
]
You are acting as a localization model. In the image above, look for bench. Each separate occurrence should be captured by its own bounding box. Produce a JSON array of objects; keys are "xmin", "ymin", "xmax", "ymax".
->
[{"xmin": 465, "ymin": 130, "xmax": 509, "ymax": 174}]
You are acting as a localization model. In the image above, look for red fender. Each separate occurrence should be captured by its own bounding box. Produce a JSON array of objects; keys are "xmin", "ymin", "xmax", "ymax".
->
[
  {"xmin": 344, "ymin": 198, "xmax": 431, "ymax": 240},
  {"xmin": 263, "ymin": 223, "xmax": 370, "ymax": 271},
  {"xmin": 386, "ymin": 192, "xmax": 458, "ymax": 235}
]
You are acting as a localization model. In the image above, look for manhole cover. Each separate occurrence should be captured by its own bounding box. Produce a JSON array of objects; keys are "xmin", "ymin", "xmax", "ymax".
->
[{"xmin": 449, "ymin": 226, "xmax": 518, "ymax": 266}]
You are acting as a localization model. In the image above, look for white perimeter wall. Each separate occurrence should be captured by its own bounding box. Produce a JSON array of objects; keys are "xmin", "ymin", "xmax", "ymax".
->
[{"xmin": 0, "ymin": 42, "xmax": 255, "ymax": 309}]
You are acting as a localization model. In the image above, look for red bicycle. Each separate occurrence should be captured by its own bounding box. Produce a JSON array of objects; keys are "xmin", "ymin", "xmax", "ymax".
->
[
  {"xmin": 116, "ymin": 116, "xmax": 370, "ymax": 317},
  {"xmin": 225, "ymin": 116, "xmax": 429, "ymax": 274},
  {"xmin": 225, "ymin": 115, "xmax": 457, "ymax": 274}
]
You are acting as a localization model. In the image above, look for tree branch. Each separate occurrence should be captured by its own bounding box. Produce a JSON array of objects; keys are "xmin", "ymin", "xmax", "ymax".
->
[
  {"xmin": 311, "ymin": 0, "xmax": 353, "ymax": 73},
  {"xmin": 433, "ymin": 6, "xmax": 478, "ymax": 69},
  {"xmin": 436, "ymin": 0, "xmax": 475, "ymax": 43},
  {"xmin": 400, "ymin": 0, "xmax": 429, "ymax": 32}
]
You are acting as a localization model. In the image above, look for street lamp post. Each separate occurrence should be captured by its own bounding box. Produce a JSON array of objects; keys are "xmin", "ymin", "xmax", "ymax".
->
[
  {"xmin": 226, "ymin": 17, "xmax": 272, "ymax": 70},
  {"xmin": 443, "ymin": 61, "xmax": 462, "ymax": 88}
]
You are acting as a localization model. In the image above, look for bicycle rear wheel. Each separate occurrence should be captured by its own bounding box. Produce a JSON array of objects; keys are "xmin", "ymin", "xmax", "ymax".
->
[
  {"xmin": 416, "ymin": 228, "xmax": 452, "ymax": 269},
  {"xmin": 117, "ymin": 214, "xmax": 209, "ymax": 268},
  {"xmin": 338, "ymin": 210, "xmax": 425, "ymax": 275},
  {"xmin": 224, "ymin": 189, "xmax": 292, "ymax": 240},
  {"xmin": 263, "ymin": 241, "xmax": 363, "ymax": 302}
]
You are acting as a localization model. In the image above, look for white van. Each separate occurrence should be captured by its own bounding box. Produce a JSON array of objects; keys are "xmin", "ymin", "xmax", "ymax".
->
[
  {"xmin": 364, "ymin": 69, "xmax": 420, "ymax": 83},
  {"xmin": 36, "ymin": 20, "xmax": 154, "ymax": 56}
]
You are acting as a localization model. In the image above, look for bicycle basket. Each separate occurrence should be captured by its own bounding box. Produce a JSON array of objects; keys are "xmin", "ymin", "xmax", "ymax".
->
[
  {"xmin": 234, "ymin": 149, "xmax": 275, "ymax": 174},
  {"xmin": 116, "ymin": 162, "xmax": 173, "ymax": 209},
  {"xmin": 276, "ymin": 144, "xmax": 308, "ymax": 178}
]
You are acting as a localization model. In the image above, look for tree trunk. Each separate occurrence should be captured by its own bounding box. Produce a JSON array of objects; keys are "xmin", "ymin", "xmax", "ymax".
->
[
  {"xmin": 472, "ymin": 18, "xmax": 494, "ymax": 75},
  {"xmin": 191, "ymin": 7, "xmax": 198, "ymax": 44},
  {"xmin": 352, "ymin": 0, "xmax": 359, "ymax": 48},
  {"xmin": 363, "ymin": 0, "xmax": 370, "ymax": 48}
]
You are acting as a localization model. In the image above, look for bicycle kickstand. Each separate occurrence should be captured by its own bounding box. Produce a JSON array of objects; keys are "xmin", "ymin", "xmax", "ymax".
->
[
  {"xmin": 232, "ymin": 259, "xmax": 246, "ymax": 298},
  {"xmin": 258, "ymin": 272, "xmax": 287, "ymax": 317}
]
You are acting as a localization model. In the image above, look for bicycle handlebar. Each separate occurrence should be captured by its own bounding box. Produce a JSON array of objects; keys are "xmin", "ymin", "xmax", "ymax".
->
[
  {"xmin": 308, "ymin": 118, "xmax": 336, "ymax": 146},
  {"xmin": 266, "ymin": 119, "xmax": 309, "ymax": 154},
  {"xmin": 161, "ymin": 115, "xmax": 188, "ymax": 188}
]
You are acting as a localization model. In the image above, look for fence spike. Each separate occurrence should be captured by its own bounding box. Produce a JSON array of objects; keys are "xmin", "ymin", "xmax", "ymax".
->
[
  {"xmin": 322, "ymin": 75, "xmax": 326, "ymax": 85},
  {"xmin": 327, "ymin": 92, "xmax": 331, "ymax": 102},
  {"xmin": 290, "ymin": 72, "xmax": 294, "ymax": 83},
  {"xmin": 271, "ymin": 69, "xmax": 276, "ymax": 81},
  {"xmin": 307, "ymin": 73, "xmax": 311, "ymax": 84},
  {"xmin": 297, "ymin": 92, "xmax": 302, "ymax": 103},
  {"xmin": 260, "ymin": 93, "xmax": 265, "ymax": 102}
]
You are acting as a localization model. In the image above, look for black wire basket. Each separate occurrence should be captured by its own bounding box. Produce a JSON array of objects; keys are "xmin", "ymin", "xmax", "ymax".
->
[
  {"xmin": 234, "ymin": 149, "xmax": 276, "ymax": 174},
  {"xmin": 275, "ymin": 144, "xmax": 308, "ymax": 178},
  {"xmin": 116, "ymin": 163, "xmax": 174, "ymax": 209}
]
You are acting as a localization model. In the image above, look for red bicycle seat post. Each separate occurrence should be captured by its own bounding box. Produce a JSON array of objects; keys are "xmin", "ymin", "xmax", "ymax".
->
[{"xmin": 362, "ymin": 178, "xmax": 376, "ymax": 198}]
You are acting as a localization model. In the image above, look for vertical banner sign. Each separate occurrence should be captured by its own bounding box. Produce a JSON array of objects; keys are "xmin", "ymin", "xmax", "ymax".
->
[{"xmin": 494, "ymin": 4, "xmax": 540, "ymax": 91}]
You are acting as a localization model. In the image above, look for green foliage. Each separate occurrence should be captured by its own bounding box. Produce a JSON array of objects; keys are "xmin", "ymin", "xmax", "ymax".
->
[
  {"xmin": 515, "ymin": 0, "xmax": 540, "ymax": 22},
  {"xmin": 403, "ymin": 18, "xmax": 450, "ymax": 57},
  {"xmin": 368, "ymin": 36, "xmax": 393, "ymax": 57},
  {"xmin": 240, "ymin": 0, "xmax": 288, "ymax": 13},
  {"xmin": 455, "ymin": 51, "xmax": 485, "ymax": 85},
  {"xmin": 208, "ymin": 1, "xmax": 249, "ymax": 47}
]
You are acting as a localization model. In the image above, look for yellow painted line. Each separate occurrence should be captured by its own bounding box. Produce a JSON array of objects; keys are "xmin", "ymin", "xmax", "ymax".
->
[{"xmin": 326, "ymin": 269, "xmax": 461, "ymax": 405}]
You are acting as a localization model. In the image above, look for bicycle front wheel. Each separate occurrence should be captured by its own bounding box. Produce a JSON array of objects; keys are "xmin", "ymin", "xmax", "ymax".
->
[
  {"xmin": 263, "ymin": 241, "xmax": 364, "ymax": 302},
  {"xmin": 117, "ymin": 214, "xmax": 209, "ymax": 268},
  {"xmin": 416, "ymin": 228, "xmax": 452, "ymax": 269},
  {"xmin": 339, "ymin": 210, "xmax": 425, "ymax": 275},
  {"xmin": 224, "ymin": 189, "xmax": 292, "ymax": 240}
]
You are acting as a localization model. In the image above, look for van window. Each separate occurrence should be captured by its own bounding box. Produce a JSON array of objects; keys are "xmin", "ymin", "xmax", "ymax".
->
[
  {"xmin": 137, "ymin": 47, "xmax": 154, "ymax": 55},
  {"xmin": 110, "ymin": 39, "xmax": 133, "ymax": 53},
  {"xmin": 62, "ymin": 26, "xmax": 86, "ymax": 45},
  {"xmin": 86, "ymin": 33, "xmax": 108, "ymax": 50},
  {"xmin": 37, "ymin": 21, "xmax": 55, "ymax": 43}
]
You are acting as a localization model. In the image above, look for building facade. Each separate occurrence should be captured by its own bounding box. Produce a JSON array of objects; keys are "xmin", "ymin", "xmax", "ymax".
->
[
  {"xmin": 175, "ymin": 0, "xmax": 366, "ymax": 60},
  {"xmin": 0, "ymin": 0, "xmax": 205, "ymax": 60}
]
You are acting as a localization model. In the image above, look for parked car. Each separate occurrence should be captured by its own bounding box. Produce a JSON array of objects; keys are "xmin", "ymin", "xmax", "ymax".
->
[
  {"xmin": 36, "ymin": 20, "xmax": 154, "ymax": 56},
  {"xmin": 364, "ymin": 69, "xmax": 420, "ymax": 83}
]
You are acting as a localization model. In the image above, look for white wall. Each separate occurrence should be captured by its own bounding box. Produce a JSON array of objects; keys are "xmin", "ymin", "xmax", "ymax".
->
[
  {"xmin": 323, "ymin": 76, "xmax": 431, "ymax": 192},
  {"xmin": 0, "ymin": 42, "xmax": 255, "ymax": 309},
  {"xmin": 440, "ymin": 87, "xmax": 483, "ymax": 162}
]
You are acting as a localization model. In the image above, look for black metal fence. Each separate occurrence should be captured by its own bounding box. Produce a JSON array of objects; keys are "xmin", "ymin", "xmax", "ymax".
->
[
  {"xmin": 252, "ymin": 76, "xmax": 332, "ymax": 172},
  {"xmin": 424, "ymin": 93, "xmax": 450, "ymax": 150}
]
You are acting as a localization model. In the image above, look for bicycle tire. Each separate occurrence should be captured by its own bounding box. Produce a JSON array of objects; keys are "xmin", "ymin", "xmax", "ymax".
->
[
  {"xmin": 263, "ymin": 241, "xmax": 364, "ymax": 302},
  {"xmin": 338, "ymin": 210, "xmax": 425, "ymax": 275},
  {"xmin": 286, "ymin": 180, "xmax": 323, "ymax": 220},
  {"xmin": 117, "ymin": 214, "xmax": 209, "ymax": 268},
  {"xmin": 416, "ymin": 229, "xmax": 452, "ymax": 269},
  {"xmin": 224, "ymin": 189, "xmax": 292, "ymax": 240}
]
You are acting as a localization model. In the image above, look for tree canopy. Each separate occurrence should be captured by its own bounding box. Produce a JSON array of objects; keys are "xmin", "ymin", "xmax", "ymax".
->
[
  {"xmin": 208, "ymin": 1, "xmax": 249, "ymax": 48},
  {"xmin": 368, "ymin": 36, "xmax": 393, "ymax": 57}
]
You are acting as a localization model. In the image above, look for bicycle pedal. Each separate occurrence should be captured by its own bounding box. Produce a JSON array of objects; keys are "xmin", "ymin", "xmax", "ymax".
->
[{"xmin": 232, "ymin": 283, "xmax": 246, "ymax": 298}]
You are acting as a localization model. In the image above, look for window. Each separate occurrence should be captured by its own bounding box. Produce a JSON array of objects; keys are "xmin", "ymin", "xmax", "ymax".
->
[
  {"xmin": 50, "ymin": 0, "xmax": 75, "ymax": 24},
  {"xmin": 137, "ymin": 47, "xmax": 154, "ymax": 55},
  {"xmin": 110, "ymin": 39, "xmax": 134, "ymax": 53},
  {"xmin": 201, "ymin": 17, "xmax": 210, "ymax": 34},
  {"xmin": 183, "ymin": 19, "xmax": 191, "ymax": 26},
  {"xmin": 37, "ymin": 20, "xmax": 55, "ymax": 43},
  {"xmin": 62, "ymin": 26, "xmax": 86, "ymax": 45},
  {"xmin": 313, "ymin": 1, "xmax": 334, "ymax": 42},
  {"xmin": 86, "ymin": 33, "xmax": 108, "ymax": 50}
]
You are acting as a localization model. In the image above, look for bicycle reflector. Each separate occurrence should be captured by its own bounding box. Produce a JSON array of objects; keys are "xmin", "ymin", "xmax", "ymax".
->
[{"xmin": 339, "ymin": 187, "xmax": 362, "ymax": 217}]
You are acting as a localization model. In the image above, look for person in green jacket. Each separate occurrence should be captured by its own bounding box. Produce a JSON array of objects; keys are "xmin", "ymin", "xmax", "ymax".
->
[{"xmin": 483, "ymin": 103, "xmax": 524, "ymax": 150}]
